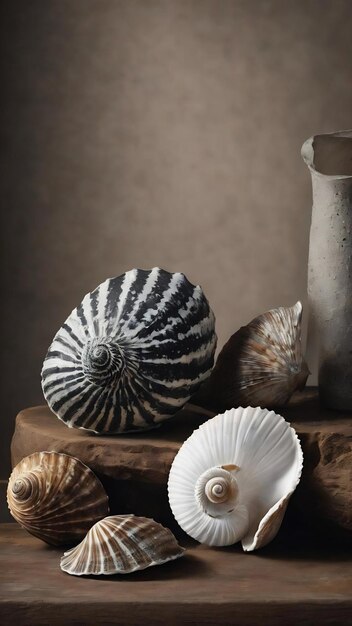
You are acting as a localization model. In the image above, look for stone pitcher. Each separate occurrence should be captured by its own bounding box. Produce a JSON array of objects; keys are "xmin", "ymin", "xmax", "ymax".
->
[{"xmin": 302, "ymin": 129, "xmax": 352, "ymax": 410}]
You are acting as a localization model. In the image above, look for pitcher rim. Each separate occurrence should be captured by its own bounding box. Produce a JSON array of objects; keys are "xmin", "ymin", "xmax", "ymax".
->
[{"xmin": 301, "ymin": 128, "xmax": 352, "ymax": 180}]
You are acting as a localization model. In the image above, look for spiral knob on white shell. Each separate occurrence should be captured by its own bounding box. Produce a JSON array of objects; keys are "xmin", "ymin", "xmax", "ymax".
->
[
  {"xmin": 195, "ymin": 467, "xmax": 239, "ymax": 517},
  {"xmin": 206, "ymin": 477, "xmax": 228, "ymax": 503}
]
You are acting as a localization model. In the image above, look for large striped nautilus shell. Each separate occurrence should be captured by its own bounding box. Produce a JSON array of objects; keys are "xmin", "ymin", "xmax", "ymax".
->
[
  {"xmin": 168, "ymin": 406, "xmax": 303, "ymax": 550},
  {"xmin": 60, "ymin": 515, "xmax": 185, "ymax": 576},
  {"xmin": 42, "ymin": 267, "xmax": 217, "ymax": 434}
]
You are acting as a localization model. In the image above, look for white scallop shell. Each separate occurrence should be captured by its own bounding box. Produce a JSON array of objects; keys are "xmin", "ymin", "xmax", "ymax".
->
[
  {"xmin": 60, "ymin": 515, "xmax": 185, "ymax": 576},
  {"xmin": 42, "ymin": 267, "xmax": 216, "ymax": 434},
  {"xmin": 168, "ymin": 406, "xmax": 303, "ymax": 550}
]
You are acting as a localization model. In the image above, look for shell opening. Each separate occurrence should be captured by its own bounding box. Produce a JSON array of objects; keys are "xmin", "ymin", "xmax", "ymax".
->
[{"xmin": 195, "ymin": 467, "xmax": 239, "ymax": 518}]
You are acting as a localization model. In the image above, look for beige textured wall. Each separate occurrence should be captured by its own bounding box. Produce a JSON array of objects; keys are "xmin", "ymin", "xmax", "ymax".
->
[{"xmin": 1, "ymin": 0, "xmax": 352, "ymax": 479}]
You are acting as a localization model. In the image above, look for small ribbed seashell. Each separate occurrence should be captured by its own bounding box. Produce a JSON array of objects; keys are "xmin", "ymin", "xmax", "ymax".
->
[
  {"xmin": 7, "ymin": 451, "xmax": 109, "ymax": 546},
  {"xmin": 168, "ymin": 406, "xmax": 303, "ymax": 550},
  {"xmin": 42, "ymin": 267, "xmax": 217, "ymax": 434},
  {"xmin": 60, "ymin": 515, "xmax": 185, "ymax": 576},
  {"xmin": 194, "ymin": 301, "xmax": 309, "ymax": 412}
]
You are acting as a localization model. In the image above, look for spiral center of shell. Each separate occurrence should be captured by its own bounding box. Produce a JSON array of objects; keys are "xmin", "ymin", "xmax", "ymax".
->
[
  {"xmin": 82, "ymin": 339, "xmax": 124, "ymax": 386},
  {"xmin": 195, "ymin": 467, "xmax": 239, "ymax": 518},
  {"xmin": 91, "ymin": 345, "xmax": 110, "ymax": 366},
  {"xmin": 205, "ymin": 477, "xmax": 228, "ymax": 503},
  {"xmin": 12, "ymin": 477, "xmax": 32, "ymax": 501}
]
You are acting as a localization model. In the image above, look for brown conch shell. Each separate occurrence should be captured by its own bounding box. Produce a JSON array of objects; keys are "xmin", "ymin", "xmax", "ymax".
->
[
  {"xmin": 194, "ymin": 301, "xmax": 309, "ymax": 411},
  {"xmin": 60, "ymin": 515, "xmax": 185, "ymax": 576},
  {"xmin": 7, "ymin": 451, "xmax": 109, "ymax": 546}
]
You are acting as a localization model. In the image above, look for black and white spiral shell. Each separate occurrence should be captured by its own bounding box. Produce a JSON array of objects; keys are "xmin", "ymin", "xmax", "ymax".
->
[{"xmin": 41, "ymin": 268, "xmax": 217, "ymax": 434}]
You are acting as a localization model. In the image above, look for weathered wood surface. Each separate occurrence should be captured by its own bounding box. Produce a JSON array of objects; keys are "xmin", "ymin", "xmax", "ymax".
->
[
  {"xmin": 0, "ymin": 523, "xmax": 351, "ymax": 626},
  {"xmin": 10, "ymin": 388, "xmax": 352, "ymax": 532}
]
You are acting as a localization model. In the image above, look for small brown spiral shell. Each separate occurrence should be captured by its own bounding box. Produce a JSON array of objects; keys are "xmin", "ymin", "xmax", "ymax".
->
[{"xmin": 7, "ymin": 451, "xmax": 109, "ymax": 546}]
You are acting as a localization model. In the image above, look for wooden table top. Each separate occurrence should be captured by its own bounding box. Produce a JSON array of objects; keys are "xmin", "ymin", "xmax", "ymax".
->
[{"xmin": 0, "ymin": 523, "xmax": 351, "ymax": 626}]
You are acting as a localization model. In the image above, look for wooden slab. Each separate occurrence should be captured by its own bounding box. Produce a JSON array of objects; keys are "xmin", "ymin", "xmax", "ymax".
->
[
  {"xmin": 0, "ymin": 523, "xmax": 351, "ymax": 626},
  {"xmin": 10, "ymin": 388, "xmax": 352, "ymax": 532}
]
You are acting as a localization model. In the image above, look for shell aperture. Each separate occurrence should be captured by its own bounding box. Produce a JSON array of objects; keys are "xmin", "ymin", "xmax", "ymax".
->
[
  {"xmin": 60, "ymin": 515, "xmax": 185, "ymax": 576},
  {"xmin": 168, "ymin": 406, "xmax": 303, "ymax": 550},
  {"xmin": 41, "ymin": 267, "xmax": 217, "ymax": 434}
]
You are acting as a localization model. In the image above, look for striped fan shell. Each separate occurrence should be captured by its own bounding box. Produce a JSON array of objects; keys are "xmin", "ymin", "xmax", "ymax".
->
[
  {"xmin": 195, "ymin": 301, "xmax": 309, "ymax": 412},
  {"xmin": 41, "ymin": 267, "xmax": 217, "ymax": 434},
  {"xmin": 7, "ymin": 451, "xmax": 109, "ymax": 546},
  {"xmin": 168, "ymin": 406, "xmax": 303, "ymax": 550},
  {"xmin": 60, "ymin": 515, "xmax": 185, "ymax": 576}
]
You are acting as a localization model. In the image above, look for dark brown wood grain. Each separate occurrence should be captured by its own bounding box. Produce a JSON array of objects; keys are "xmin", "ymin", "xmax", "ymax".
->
[{"xmin": 0, "ymin": 523, "xmax": 351, "ymax": 626}]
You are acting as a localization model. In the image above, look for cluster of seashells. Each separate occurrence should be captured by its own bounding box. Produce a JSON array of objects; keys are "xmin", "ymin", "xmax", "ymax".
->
[
  {"xmin": 7, "ymin": 451, "xmax": 185, "ymax": 575},
  {"xmin": 8, "ymin": 267, "xmax": 309, "ymax": 574}
]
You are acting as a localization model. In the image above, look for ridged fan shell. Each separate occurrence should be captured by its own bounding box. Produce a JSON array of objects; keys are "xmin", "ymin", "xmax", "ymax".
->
[
  {"xmin": 168, "ymin": 406, "xmax": 303, "ymax": 550},
  {"xmin": 42, "ymin": 267, "xmax": 217, "ymax": 434},
  {"xmin": 60, "ymin": 515, "xmax": 185, "ymax": 576},
  {"xmin": 7, "ymin": 451, "xmax": 109, "ymax": 546},
  {"xmin": 194, "ymin": 301, "xmax": 309, "ymax": 411}
]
